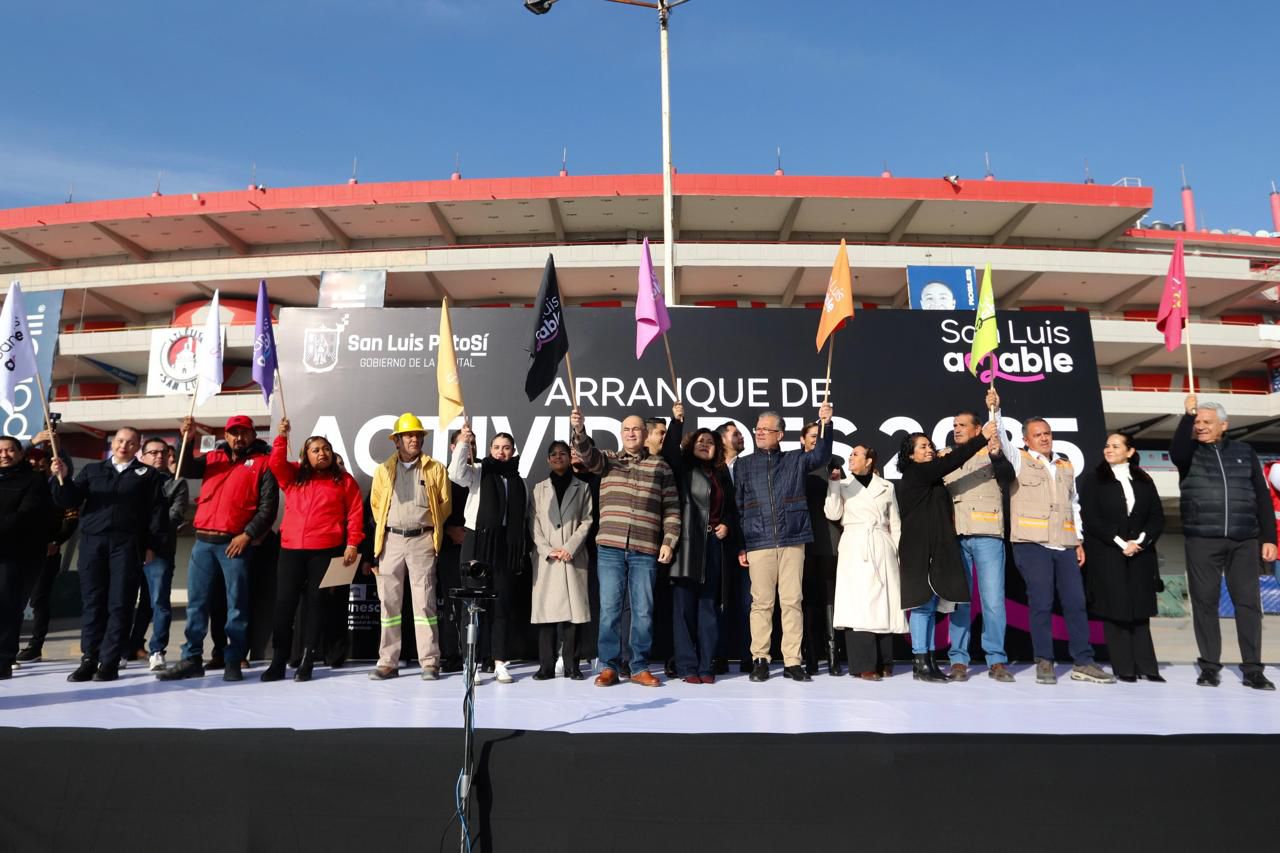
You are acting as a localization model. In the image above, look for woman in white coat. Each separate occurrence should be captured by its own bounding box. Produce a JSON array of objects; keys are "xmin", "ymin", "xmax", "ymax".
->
[
  {"xmin": 825, "ymin": 446, "xmax": 906, "ymax": 681},
  {"xmin": 530, "ymin": 440, "xmax": 594, "ymax": 680}
]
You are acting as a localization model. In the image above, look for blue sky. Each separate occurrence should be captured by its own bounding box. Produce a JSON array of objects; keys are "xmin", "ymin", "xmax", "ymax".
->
[{"xmin": 2, "ymin": 1, "xmax": 1276, "ymax": 231}]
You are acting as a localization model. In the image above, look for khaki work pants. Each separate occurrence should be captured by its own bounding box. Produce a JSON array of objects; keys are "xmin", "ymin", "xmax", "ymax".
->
[
  {"xmin": 747, "ymin": 544, "xmax": 805, "ymax": 666},
  {"xmin": 376, "ymin": 531, "xmax": 439, "ymax": 668}
]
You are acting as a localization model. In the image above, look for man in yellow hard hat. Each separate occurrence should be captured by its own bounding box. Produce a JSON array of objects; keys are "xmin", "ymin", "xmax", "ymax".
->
[{"xmin": 367, "ymin": 413, "xmax": 452, "ymax": 680}]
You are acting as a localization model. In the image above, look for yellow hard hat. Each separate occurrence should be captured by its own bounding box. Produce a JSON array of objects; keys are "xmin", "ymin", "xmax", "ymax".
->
[{"xmin": 390, "ymin": 412, "xmax": 426, "ymax": 437}]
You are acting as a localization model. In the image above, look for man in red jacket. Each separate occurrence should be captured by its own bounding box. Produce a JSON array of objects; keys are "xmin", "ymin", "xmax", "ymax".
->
[{"xmin": 158, "ymin": 415, "xmax": 278, "ymax": 682}]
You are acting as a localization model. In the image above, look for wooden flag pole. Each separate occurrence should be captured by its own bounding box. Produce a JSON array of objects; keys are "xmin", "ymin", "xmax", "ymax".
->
[
  {"xmin": 31, "ymin": 372, "xmax": 63, "ymax": 485},
  {"xmin": 273, "ymin": 367, "xmax": 291, "ymax": 456},
  {"xmin": 661, "ymin": 332, "xmax": 679, "ymax": 402},
  {"xmin": 564, "ymin": 350, "xmax": 579, "ymax": 411},
  {"xmin": 1184, "ymin": 323, "xmax": 1196, "ymax": 392},
  {"xmin": 174, "ymin": 380, "xmax": 199, "ymax": 481},
  {"xmin": 820, "ymin": 335, "xmax": 835, "ymax": 437}
]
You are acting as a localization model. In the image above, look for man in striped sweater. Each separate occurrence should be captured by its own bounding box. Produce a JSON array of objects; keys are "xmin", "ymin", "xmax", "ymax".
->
[{"xmin": 571, "ymin": 408, "xmax": 681, "ymax": 687}]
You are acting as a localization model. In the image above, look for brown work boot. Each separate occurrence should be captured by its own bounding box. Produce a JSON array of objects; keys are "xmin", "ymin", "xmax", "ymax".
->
[
  {"xmin": 988, "ymin": 663, "xmax": 1015, "ymax": 682},
  {"xmin": 594, "ymin": 667, "xmax": 619, "ymax": 687},
  {"xmin": 948, "ymin": 663, "xmax": 969, "ymax": 682}
]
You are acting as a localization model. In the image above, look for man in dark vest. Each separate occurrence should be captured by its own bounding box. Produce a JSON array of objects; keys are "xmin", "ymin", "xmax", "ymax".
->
[{"xmin": 1171, "ymin": 395, "xmax": 1275, "ymax": 690}]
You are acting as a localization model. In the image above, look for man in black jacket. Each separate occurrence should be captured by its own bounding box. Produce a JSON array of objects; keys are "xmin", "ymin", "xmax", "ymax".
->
[
  {"xmin": 16, "ymin": 442, "xmax": 78, "ymax": 663},
  {"xmin": 0, "ymin": 436, "xmax": 55, "ymax": 679},
  {"xmin": 126, "ymin": 437, "xmax": 189, "ymax": 672},
  {"xmin": 51, "ymin": 427, "xmax": 169, "ymax": 682},
  {"xmin": 1171, "ymin": 395, "xmax": 1275, "ymax": 690}
]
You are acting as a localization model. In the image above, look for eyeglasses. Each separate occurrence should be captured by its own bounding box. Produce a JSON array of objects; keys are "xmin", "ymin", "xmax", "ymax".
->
[
  {"xmin": 753, "ymin": 427, "xmax": 780, "ymax": 434},
  {"xmin": 142, "ymin": 449, "xmax": 166, "ymax": 456}
]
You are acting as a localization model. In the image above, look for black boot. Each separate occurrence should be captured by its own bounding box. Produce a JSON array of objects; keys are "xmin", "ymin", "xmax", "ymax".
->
[
  {"xmin": 825, "ymin": 606, "xmax": 843, "ymax": 676},
  {"xmin": 294, "ymin": 651, "xmax": 315, "ymax": 682},
  {"xmin": 260, "ymin": 657, "xmax": 287, "ymax": 682},
  {"xmin": 912, "ymin": 653, "xmax": 949, "ymax": 684},
  {"xmin": 67, "ymin": 657, "xmax": 98, "ymax": 683}
]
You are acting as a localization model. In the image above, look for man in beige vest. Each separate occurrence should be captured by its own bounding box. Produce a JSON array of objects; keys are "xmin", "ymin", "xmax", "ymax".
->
[
  {"xmin": 367, "ymin": 413, "xmax": 452, "ymax": 681},
  {"xmin": 942, "ymin": 407, "xmax": 1016, "ymax": 682},
  {"xmin": 991, "ymin": 390, "xmax": 1113, "ymax": 686}
]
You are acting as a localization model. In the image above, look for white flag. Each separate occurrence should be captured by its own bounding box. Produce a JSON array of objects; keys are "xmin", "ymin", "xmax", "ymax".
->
[
  {"xmin": 196, "ymin": 290, "xmax": 223, "ymax": 405},
  {"xmin": 0, "ymin": 281, "xmax": 40, "ymax": 416}
]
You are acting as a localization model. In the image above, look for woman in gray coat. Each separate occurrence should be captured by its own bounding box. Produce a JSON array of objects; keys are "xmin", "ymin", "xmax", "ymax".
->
[{"xmin": 530, "ymin": 440, "xmax": 594, "ymax": 680}]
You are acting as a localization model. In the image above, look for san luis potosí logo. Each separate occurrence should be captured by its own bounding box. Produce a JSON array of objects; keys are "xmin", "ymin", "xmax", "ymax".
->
[{"xmin": 938, "ymin": 317, "xmax": 1076, "ymax": 383}]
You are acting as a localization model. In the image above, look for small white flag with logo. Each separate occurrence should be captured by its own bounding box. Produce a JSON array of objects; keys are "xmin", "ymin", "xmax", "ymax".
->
[
  {"xmin": 0, "ymin": 281, "xmax": 40, "ymax": 415},
  {"xmin": 196, "ymin": 289, "xmax": 223, "ymax": 405}
]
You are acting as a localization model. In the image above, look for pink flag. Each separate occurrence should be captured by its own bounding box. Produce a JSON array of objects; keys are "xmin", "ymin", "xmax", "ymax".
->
[
  {"xmin": 1155, "ymin": 238, "xmax": 1188, "ymax": 351},
  {"xmin": 635, "ymin": 237, "xmax": 671, "ymax": 359}
]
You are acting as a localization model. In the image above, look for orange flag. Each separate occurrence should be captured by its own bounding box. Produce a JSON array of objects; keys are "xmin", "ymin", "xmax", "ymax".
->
[{"xmin": 816, "ymin": 239, "xmax": 855, "ymax": 351}]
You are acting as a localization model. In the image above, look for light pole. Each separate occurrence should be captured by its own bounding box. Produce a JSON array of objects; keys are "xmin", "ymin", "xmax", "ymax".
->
[{"xmin": 525, "ymin": 0, "xmax": 691, "ymax": 305}]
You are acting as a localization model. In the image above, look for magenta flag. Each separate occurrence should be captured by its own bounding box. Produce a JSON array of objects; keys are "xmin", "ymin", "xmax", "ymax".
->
[
  {"xmin": 1155, "ymin": 238, "xmax": 1188, "ymax": 351},
  {"xmin": 635, "ymin": 237, "xmax": 671, "ymax": 359}
]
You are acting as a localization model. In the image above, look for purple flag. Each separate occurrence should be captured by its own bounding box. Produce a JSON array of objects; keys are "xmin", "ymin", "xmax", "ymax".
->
[
  {"xmin": 635, "ymin": 237, "xmax": 671, "ymax": 359},
  {"xmin": 252, "ymin": 280, "xmax": 277, "ymax": 403}
]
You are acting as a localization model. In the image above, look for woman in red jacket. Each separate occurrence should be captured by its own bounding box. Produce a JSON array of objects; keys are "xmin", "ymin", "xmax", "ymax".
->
[{"xmin": 263, "ymin": 419, "xmax": 364, "ymax": 682}]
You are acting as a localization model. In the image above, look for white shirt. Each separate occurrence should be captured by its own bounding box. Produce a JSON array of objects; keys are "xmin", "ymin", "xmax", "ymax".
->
[
  {"xmin": 1109, "ymin": 462, "xmax": 1146, "ymax": 550},
  {"xmin": 993, "ymin": 410, "xmax": 1083, "ymax": 548},
  {"xmin": 113, "ymin": 459, "xmax": 133, "ymax": 473}
]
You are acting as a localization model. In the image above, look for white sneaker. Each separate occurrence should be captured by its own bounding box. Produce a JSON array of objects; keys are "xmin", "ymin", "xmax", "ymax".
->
[
  {"xmin": 495, "ymin": 661, "xmax": 514, "ymax": 684},
  {"xmin": 149, "ymin": 652, "xmax": 167, "ymax": 672},
  {"xmin": 119, "ymin": 657, "xmax": 128, "ymax": 670}
]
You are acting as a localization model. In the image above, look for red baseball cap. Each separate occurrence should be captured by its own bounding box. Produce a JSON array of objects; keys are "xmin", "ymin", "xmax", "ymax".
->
[{"xmin": 224, "ymin": 415, "xmax": 255, "ymax": 432}]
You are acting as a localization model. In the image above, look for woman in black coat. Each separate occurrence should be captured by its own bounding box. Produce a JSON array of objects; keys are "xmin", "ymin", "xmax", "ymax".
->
[
  {"xmin": 669, "ymin": 428, "xmax": 741, "ymax": 684},
  {"xmin": 1079, "ymin": 432, "xmax": 1165, "ymax": 682},
  {"xmin": 894, "ymin": 423, "xmax": 995, "ymax": 683}
]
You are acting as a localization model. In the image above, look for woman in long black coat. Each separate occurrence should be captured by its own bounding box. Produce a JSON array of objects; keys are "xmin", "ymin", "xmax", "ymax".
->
[
  {"xmin": 894, "ymin": 422, "xmax": 995, "ymax": 683},
  {"xmin": 1079, "ymin": 432, "xmax": 1165, "ymax": 682}
]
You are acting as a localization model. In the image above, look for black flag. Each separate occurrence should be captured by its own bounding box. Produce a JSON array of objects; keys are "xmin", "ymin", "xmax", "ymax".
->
[{"xmin": 525, "ymin": 254, "xmax": 570, "ymax": 401}]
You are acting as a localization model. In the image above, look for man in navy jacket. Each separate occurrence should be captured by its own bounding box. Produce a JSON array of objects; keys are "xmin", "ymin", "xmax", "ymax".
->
[
  {"xmin": 734, "ymin": 401, "xmax": 833, "ymax": 683},
  {"xmin": 51, "ymin": 427, "xmax": 168, "ymax": 682}
]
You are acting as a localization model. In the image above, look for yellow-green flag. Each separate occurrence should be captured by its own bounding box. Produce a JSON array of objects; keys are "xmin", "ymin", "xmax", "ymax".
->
[
  {"xmin": 437, "ymin": 298, "xmax": 465, "ymax": 427},
  {"xmin": 969, "ymin": 263, "xmax": 999, "ymax": 377}
]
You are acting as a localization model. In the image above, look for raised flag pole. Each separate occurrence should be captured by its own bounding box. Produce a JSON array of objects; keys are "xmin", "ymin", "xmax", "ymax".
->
[
  {"xmin": 274, "ymin": 370, "xmax": 291, "ymax": 456},
  {"xmin": 174, "ymin": 381, "xmax": 199, "ymax": 481},
  {"xmin": 564, "ymin": 350, "xmax": 579, "ymax": 411},
  {"xmin": 661, "ymin": 333, "xmax": 679, "ymax": 402},
  {"xmin": 1184, "ymin": 324, "xmax": 1195, "ymax": 392},
  {"xmin": 31, "ymin": 372, "xmax": 63, "ymax": 485},
  {"xmin": 820, "ymin": 336, "xmax": 835, "ymax": 438}
]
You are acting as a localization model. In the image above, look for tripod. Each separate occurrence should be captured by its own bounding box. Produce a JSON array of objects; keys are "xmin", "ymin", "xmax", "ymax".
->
[{"xmin": 451, "ymin": 587, "xmax": 493, "ymax": 853}]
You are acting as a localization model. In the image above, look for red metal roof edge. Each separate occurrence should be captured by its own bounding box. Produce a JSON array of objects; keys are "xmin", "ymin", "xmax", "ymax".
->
[
  {"xmin": 0, "ymin": 173, "xmax": 1151, "ymax": 231},
  {"xmin": 1127, "ymin": 228, "xmax": 1280, "ymax": 248}
]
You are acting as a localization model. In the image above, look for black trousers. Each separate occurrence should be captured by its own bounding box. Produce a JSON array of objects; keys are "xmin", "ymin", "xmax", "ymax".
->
[
  {"xmin": 271, "ymin": 548, "xmax": 340, "ymax": 661},
  {"xmin": 20, "ymin": 551, "xmax": 60, "ymax": 651},
  {"xmin": 537, "ymin": 622, "xmax": 578, "ymax": 674},
  {"xmin": 1102, "ymin": 618, "xmax": 1158, "ymax": 678},
  {"xmin": 1185, "ymin": 536, "xmax": 1264, "ymax": 675},
  {"xmin": 462, "ymin": 534, "xmax": 515, "ymax": 662},
  {"xmin": 437, "ymin": 540, "xmax": 463, "ymax": 663},
  {"xmin": 77, "ymin": 534, "xmax": 142, "ymax": 664},
  {"xmin": 802, "ymin": 555, "xmax": 839, "ymax": 665},
  {"xmin": 1, "ymin": 557, "xmax": 33, "ymax": 664},
  {"xmin": 846, "ymin": 631, "xmax": 894, "ymax": 675}
]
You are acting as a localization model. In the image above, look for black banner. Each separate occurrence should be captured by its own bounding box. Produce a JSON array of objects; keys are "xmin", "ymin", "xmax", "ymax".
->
[{"xmin": 280, "ymin": 307, "xmax": 1107, "ymax": 663}]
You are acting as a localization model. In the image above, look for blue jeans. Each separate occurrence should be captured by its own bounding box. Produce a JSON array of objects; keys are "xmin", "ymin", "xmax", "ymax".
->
[
  {"xmin": 1012, "ymin": 543, "xmax": 1093, "ymax": 664},
  {"xmin": 949, "ymin": 536, "xmax": 1008, "ymax": 665},
  {"xmin": 182, "ymin": 539, "xmax": 251, "ymax": 664},
  {"xmin": 142, "ymin": 556, "xmax": 174, "ymax": 654},
  {"xmin": 909, "ymin": 596, "xmax": 939, "ymax": 654},
  {"xmin": 672, "ymin": 533, "xmax": 723, "ymax": 677},
  {"xmin": 596, "ymin": 545, "xmax": 657, "ymax": 675}
]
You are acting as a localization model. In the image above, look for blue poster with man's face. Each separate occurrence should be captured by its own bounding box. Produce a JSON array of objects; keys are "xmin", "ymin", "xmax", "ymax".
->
[{"xmin": 907, "ymin": 266, "xmax": 978, "ymax": 311}]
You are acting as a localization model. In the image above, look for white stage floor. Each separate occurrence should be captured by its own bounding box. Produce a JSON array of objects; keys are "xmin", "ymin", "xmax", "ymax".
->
[{"xmin": 2, "ymin": 661, "xmax": 1277, "ymax": 736}]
